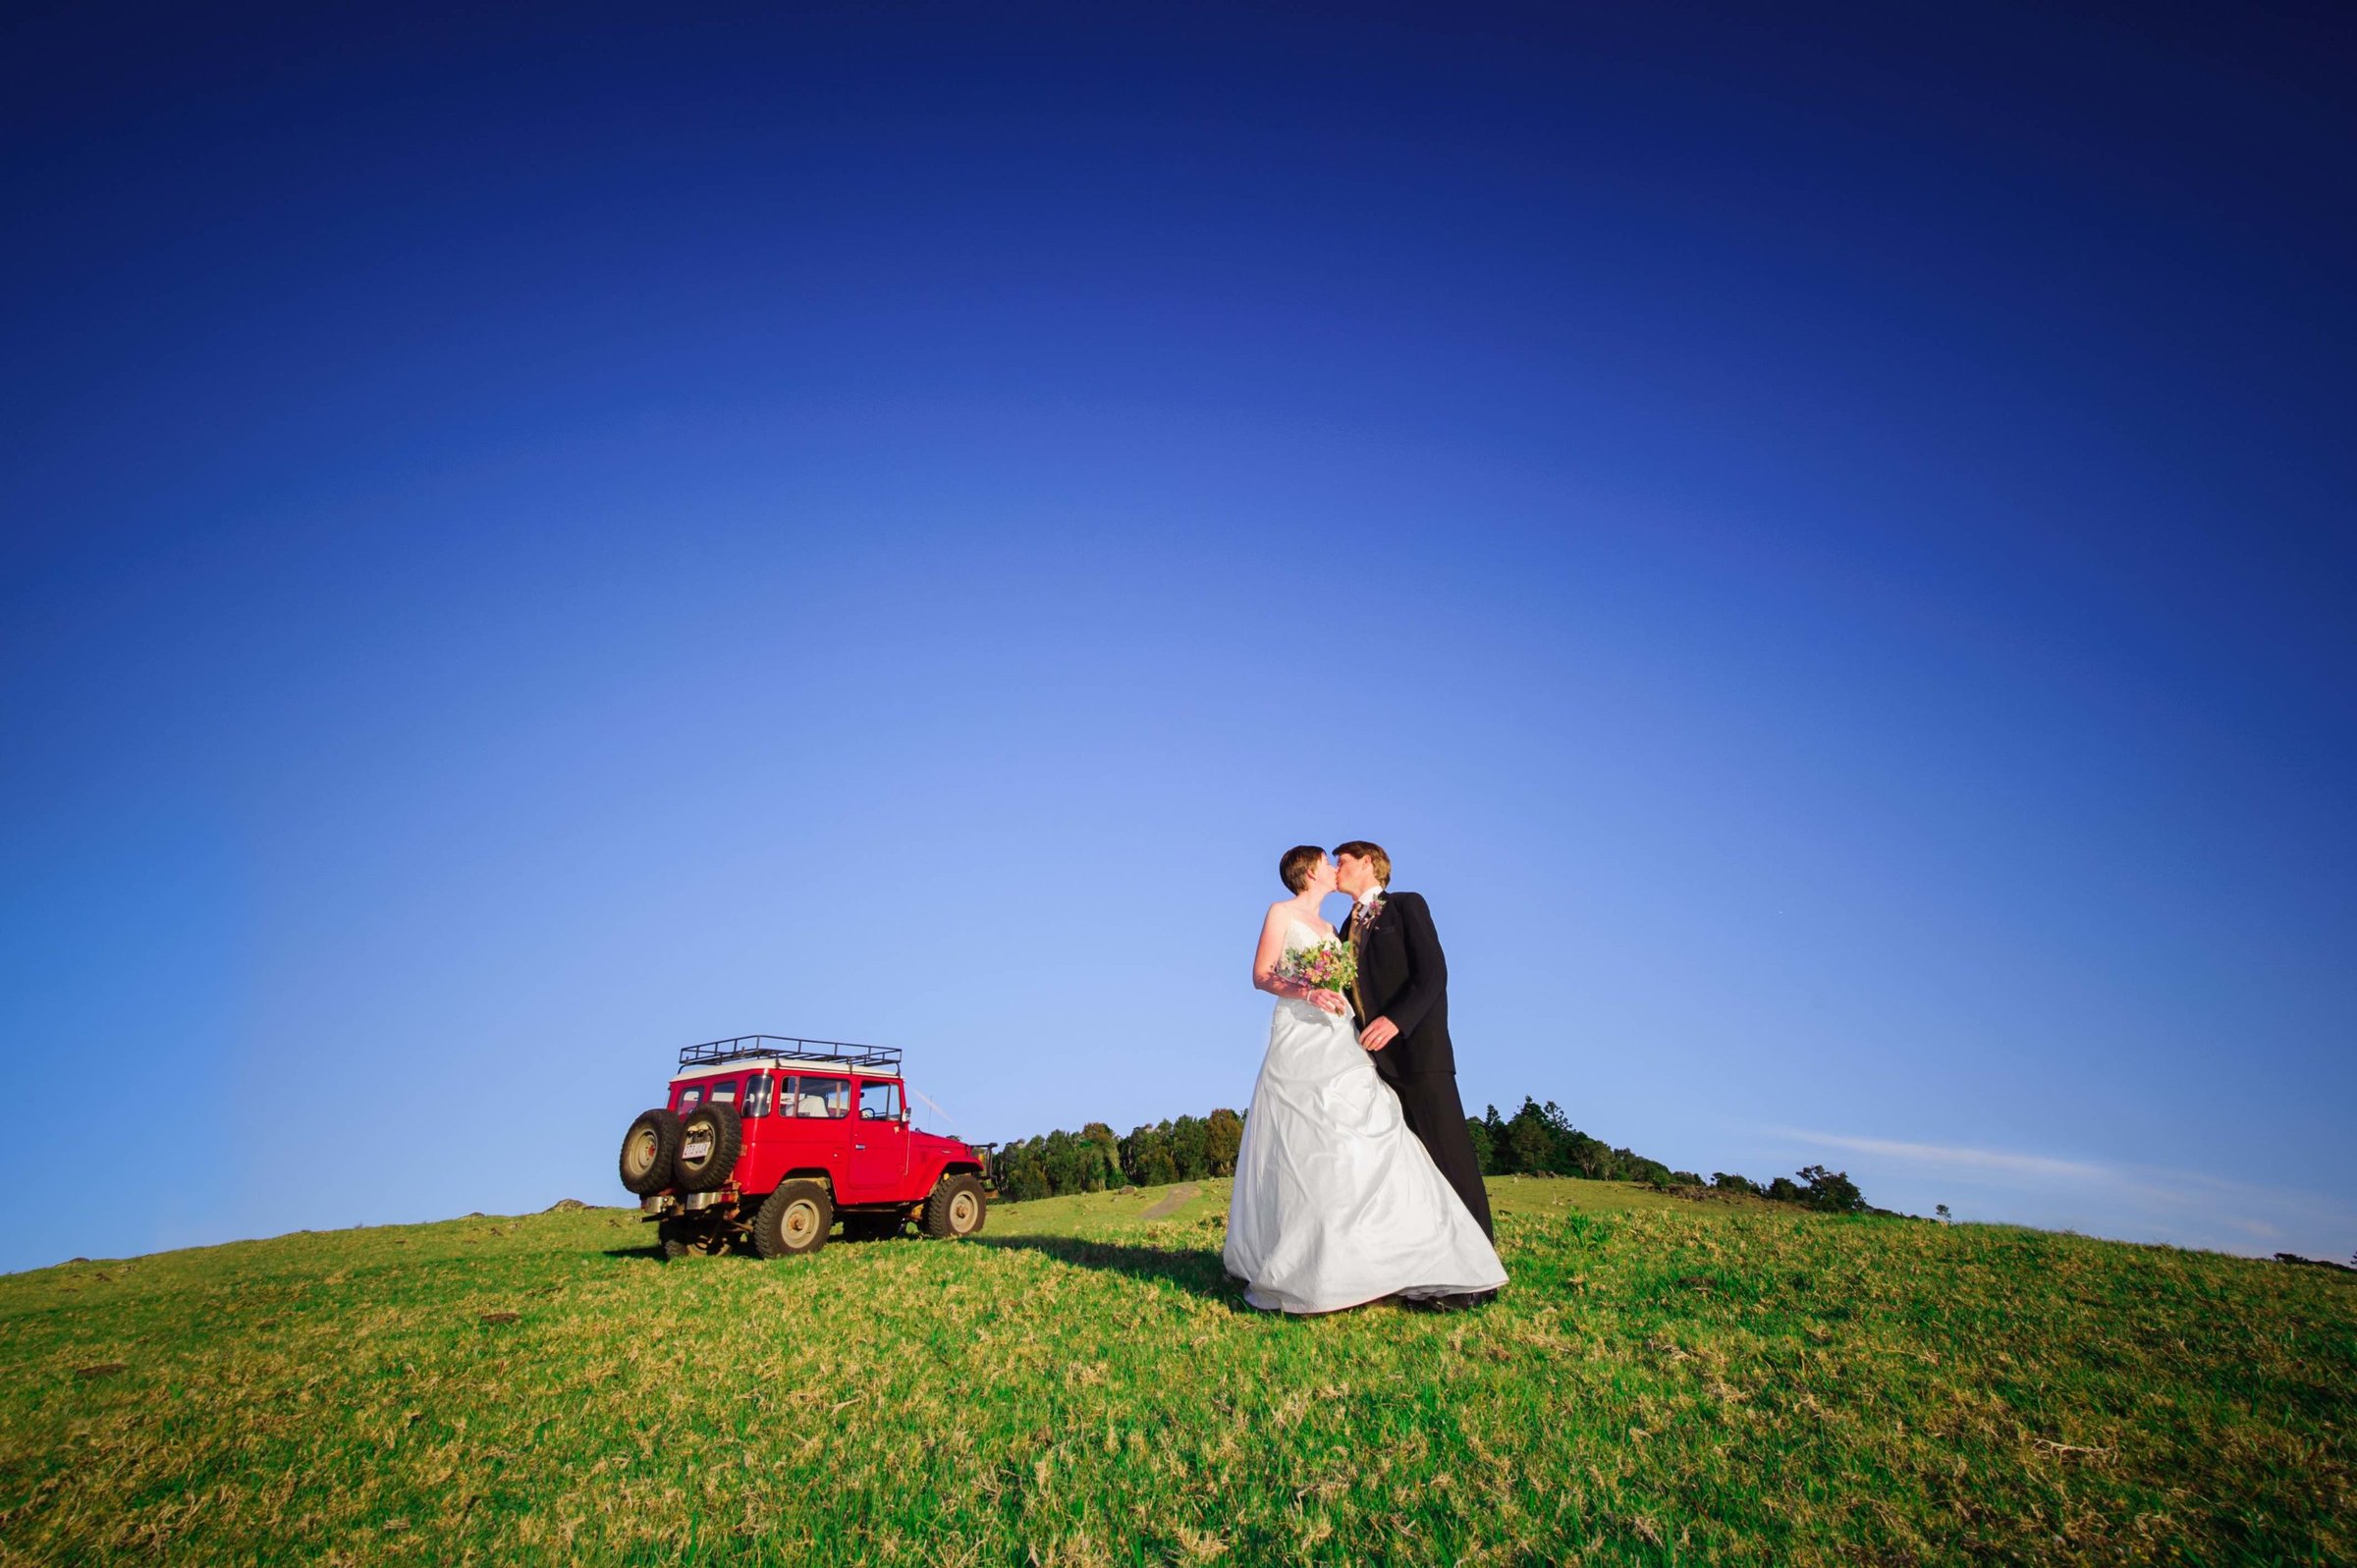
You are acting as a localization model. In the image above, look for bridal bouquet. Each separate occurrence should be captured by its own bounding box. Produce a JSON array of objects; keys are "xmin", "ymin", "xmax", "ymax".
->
[{"xmin": 1276, "ymin": 939, "xmax": 1357, "ymax": 996}]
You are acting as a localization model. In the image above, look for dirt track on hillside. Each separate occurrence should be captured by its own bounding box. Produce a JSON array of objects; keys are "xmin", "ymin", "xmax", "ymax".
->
[{"xmin": 1140, "ymin": 1184, "xmax": 1200, "ymax": 1219}]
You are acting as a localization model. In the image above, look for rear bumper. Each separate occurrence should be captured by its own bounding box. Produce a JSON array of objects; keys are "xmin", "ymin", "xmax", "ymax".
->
[{"xmin": 639, "ymin": 1189, "xmax": 735, "ymax": 1217}]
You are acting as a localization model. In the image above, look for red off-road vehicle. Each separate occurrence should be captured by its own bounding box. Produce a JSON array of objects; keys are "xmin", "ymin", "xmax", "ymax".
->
[{"xmin": 618, "ymin": 1035, "xmax": 992, "ymax": 1260}]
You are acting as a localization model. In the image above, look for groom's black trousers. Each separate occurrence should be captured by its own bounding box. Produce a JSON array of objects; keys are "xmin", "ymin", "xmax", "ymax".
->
[{"xmin": 1393, "ymin": 1072, "xmax": 1495, "ymax": 1241}]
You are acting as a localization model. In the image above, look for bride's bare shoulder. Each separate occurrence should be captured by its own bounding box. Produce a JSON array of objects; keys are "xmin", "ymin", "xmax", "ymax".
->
[
  {"xmin": 1263, "ymin": 903, "xmax": 1336, "ymax": 941},
  {"xmin": 1265, "ymin": 900, "xmax": 1318, "ymax": 932}
]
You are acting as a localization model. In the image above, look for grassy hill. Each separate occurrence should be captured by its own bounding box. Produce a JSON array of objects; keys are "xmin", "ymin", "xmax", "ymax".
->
[{"xmin": 2, "ymin": 1178, "xmax": 2349, "ymax": 1565}]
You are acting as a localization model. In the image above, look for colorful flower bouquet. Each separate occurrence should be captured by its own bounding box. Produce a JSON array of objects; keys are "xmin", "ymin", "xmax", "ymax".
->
[{"xmin": 1276, "ymin": 939, "xmax": 1357, "ymax": 996}]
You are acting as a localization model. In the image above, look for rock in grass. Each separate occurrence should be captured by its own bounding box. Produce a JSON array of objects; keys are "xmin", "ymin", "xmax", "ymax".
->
[
  {"xmin": 76, "ymin": 1362, "xmax": 127, "ymax": 1379},
  {"xmin": 545, "ymin": 1198, "xmax": 589, "ymax": 1213},
  {"xmin": 479, "ymin": 1311, "xmax": 521, "ymax": 1325}
]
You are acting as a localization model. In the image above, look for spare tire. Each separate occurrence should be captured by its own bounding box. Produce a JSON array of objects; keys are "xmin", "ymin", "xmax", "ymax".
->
[
  {"xmin": 618, "ymin": 1109, "xmax": 685, "ymax": 1196},
  {"xmin": 674, "ymin": 1101, "xmax": 743, "ymax": 1192}
]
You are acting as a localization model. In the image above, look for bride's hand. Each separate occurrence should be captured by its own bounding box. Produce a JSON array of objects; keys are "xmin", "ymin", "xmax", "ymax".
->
[{"xmin": 1310, "ymin": 989, "xmax": 1348, "ymax": 1015}]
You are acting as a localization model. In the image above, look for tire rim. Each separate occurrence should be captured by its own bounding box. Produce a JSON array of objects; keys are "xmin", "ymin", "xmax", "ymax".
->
[
  {"xmin": 627, "ymin": 1129, "xmax": 658, "ymax": 1177},
  {"xmin": 782, "ymin": 1200, "xmax": 821, "ymax": 1248},
  {"xmin": 949, "ymin": 1190, "xmax": 979, "ymax": 1233}
]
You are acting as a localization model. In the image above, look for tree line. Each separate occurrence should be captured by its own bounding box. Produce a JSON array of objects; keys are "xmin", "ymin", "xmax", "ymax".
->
[
  {"xmin": 1472, "ymin": 1096, "xmax": 1870, "ymax": 1213},
  {"xmin": 993, "ymin": 1094, "xmax": 1872, "ymax": 1215},
  {"xmin": 993, "ymin": 1111, "xmax": 1245, "ymax": 1202}
]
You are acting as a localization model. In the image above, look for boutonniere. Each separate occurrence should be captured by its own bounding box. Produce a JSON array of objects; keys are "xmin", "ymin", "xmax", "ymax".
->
[{"xmin": 1352, "ymin": 895, "xmax": 1386, "ymax": 934}]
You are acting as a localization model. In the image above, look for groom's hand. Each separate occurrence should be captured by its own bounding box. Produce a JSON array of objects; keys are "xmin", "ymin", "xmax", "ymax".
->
[{"xmin": 1359, "ymin": 1017, "xmax": 1399, "ymax": 1052}]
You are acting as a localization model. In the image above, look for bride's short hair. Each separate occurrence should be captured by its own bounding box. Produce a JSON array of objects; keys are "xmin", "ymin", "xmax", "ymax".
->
[
  {"xmin": 1279, "ymin": 844, "xmax": 1327, "ymax": 892},
  {"xmin": 1330, "ymin": 839, "xmax": 1391, "ymax": 886}
]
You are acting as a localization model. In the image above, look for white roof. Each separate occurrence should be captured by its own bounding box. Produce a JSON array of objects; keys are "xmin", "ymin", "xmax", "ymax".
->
[{"xmin": 670, "ymin": 1055, "xmax": 897, "ymax": 1083}]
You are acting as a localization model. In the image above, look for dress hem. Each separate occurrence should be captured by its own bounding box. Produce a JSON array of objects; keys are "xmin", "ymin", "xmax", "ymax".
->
[{"xmin": 1240, "ymin": 1278, "xmax": 1507, "ymax": 1316}]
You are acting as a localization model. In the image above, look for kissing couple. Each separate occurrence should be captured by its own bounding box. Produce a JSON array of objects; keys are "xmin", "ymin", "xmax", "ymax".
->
[{"xmin": 1225, "ymin": 840, "xmax": 1507, "ymax": 1313}]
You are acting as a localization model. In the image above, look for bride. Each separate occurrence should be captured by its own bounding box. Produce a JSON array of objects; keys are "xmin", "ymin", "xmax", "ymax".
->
[{"xmin": 1225, "ymin": 845, "xmax": 1508, "ymax": 1314}]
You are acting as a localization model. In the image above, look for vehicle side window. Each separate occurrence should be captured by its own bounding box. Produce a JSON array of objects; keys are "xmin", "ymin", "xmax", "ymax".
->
[
  {"xmin": 859, "ymin": 1081, "xmax": 902, "ymax": 1121},
  {"xmin": 708, "ymin": 1076, "xmax": 740, "ymax": 1105},
  {"xmin": 677, "ymin": 1084, "xmax": 704, "ymax": 1114},
  {"xmin": 741, "ymin": 1072, "xmax": 772, "ymax": 1118},
  {"xmin": 794, "ymin": 1076, "xmax": 850, "ymax": 1118}
]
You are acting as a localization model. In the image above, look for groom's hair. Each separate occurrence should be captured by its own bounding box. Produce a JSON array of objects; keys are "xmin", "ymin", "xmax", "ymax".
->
[
  {"xmin": 1331, "ymin": 840, "xmax": 1391, "ymax": 886},
  {"xmin": 1279, "ymin": 845, "xmax": 1327, "ymax": 893}
]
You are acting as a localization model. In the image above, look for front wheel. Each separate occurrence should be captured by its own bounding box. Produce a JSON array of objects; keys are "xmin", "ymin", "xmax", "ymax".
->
[
  {"xmin": 921, "ymin": 1173, "xmax": 987, "ymax": 1239},
  {"xmin": 753, "ymin": 1181, "xmax": 833, "ymax": 1259}
]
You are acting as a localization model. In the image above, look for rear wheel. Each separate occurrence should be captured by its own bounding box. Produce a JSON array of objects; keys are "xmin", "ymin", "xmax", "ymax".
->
[
  {"xmin": 922, "ymin": 1174, "xmax": 986, "ymax": 1239},
  {"xmin": 658, "ymin": 1216, "xmax": 726, "ymax": 1261},
  {"xmin": 753, "ymin": 1181, "xmax": 833, "ymax": 1259},
  {"xmin": 674, "ymin": 1103, "xmax": 743, "ymax": 1192},
  {"xmin": 618, "ymin": 1109, "xmax": 685, "ymax": 1196}
]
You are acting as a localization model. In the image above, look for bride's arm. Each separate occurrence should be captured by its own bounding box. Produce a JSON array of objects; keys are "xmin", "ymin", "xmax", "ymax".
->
[
  {"xmin": 1252, "ymin": 907, "xmax": 1299, "ymax": 998},
  {"xmin": 1254, "ymin": 907, "xmax": 1346, "ymax": 1012}
]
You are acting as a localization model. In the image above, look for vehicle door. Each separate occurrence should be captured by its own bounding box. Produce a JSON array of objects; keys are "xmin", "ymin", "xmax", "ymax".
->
[
  {"xmin": 733, "ymin": 1070, "xmax": 778, "ymax": 1190},
  {"xmin": 846, "ymin": 1078, "xmax": 909, "ymax": 1201},
  {"xmin": 777, "ymin": 1073, "xmax": 852, "ymax": 1190}
]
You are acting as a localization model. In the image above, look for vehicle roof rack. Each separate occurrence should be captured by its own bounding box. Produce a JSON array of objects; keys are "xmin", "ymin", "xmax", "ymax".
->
[{"xmin": 676, "ymin": 1034, "xmax": 904, "ymax": 1074}]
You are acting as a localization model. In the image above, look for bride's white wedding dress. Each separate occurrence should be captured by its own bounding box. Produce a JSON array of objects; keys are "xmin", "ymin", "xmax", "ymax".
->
[{"xmin": 1225, "ymin": 918, "xmax": 1508, "ymax": 1314}]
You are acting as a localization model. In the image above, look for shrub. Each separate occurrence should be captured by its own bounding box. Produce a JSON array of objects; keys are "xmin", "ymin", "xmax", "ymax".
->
[
  {"xmin": 1466, "ymin": 1118, "xmax": 1497, "ymax": 1174},
  {"xmin": 1205, "ymin": 1108, "xmax": 1244, "ymax": 1176},
  {"xmin": 1168, "ymin": 1116, "xmax": 1211, "ymax": 1180},
  {"xmin": 1080, "ymin": 1123, "xmax": 1126, "ymax": 1191},
  {"xmin": 1120, "ymin": 1124, "xmax": 1178, "ymax": 1188},
  {"xmin": 1796, "ymin": 1164, "xmax": 1866, "ymax": 1215}
]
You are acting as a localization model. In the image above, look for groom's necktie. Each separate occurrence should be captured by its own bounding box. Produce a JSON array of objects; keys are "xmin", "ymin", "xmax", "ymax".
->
[{"xmin": 1348, "ymin": 899, "xmax": 1376, "ymax": 1016}]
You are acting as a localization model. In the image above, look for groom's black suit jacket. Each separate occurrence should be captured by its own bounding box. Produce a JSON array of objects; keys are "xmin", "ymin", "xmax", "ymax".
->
[
  {"xmin": 1348, "ymin": 891, "xmax": 1453, "ymax": 1082},
  {"xmin": 1346, "ymin": 889, "xmax": 1493, "ymax": 1240}
]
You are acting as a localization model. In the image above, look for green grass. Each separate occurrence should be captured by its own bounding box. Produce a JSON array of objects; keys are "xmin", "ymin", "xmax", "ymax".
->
[{"xmin": 2, "ymin": 1177, "xmax": 2349, "ymax": 1565}]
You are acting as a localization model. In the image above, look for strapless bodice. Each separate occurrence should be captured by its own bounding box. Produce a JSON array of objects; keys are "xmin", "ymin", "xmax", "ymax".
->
[{"xmin": 1285, "ymin": 917, "xmax": 1336, "ymax": 952}]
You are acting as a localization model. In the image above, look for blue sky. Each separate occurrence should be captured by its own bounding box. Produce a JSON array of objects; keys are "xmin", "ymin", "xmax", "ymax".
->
[{"xmin": 3, "ymin": 2, "xmax": 2352, "ymax": 1273}]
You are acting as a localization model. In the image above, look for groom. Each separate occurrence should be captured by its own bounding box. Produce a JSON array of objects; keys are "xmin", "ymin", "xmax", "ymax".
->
[{"xmin": 1332, "ymin": 841, "xmax": 1498, "ymax": 1258}]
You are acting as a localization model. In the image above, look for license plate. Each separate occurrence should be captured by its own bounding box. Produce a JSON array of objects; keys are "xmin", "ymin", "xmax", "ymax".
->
[{"xmin": 684, "ymin": 1136, "xmax": 711, "ymax": 1160}]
